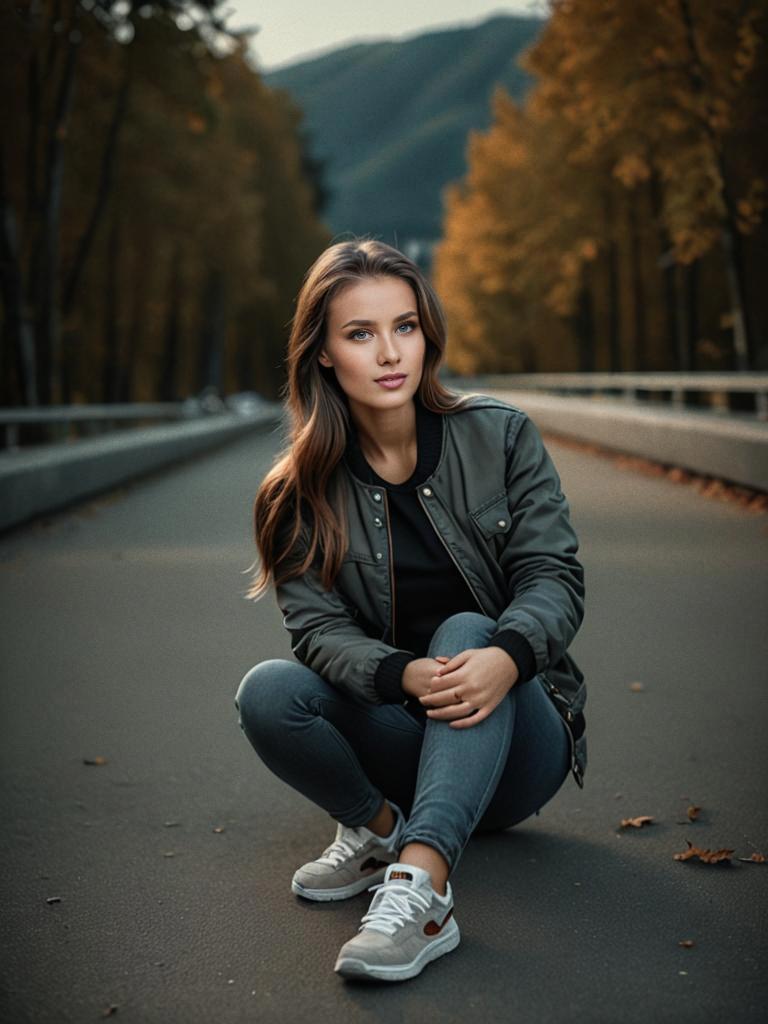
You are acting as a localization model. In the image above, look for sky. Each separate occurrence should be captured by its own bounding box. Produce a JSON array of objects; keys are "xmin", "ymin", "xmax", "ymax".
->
[{"xmin": 225, "ymin": 1, "xmax": 550, "ymax": 73}]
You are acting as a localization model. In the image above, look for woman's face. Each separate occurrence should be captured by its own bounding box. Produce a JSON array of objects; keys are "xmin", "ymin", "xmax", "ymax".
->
[{"xmin": 319, "ymin": 275, "xmax": 426, "ymax": 413}]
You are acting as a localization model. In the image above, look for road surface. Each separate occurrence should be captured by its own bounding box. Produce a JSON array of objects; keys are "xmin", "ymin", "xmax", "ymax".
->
[{"xmin": 1, "ymin": 423, "xmax": 766, "ymax": 1022}]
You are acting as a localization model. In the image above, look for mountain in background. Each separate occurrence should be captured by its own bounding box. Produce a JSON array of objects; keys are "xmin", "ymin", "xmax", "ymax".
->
[{"xmin": 263, "ymin": 13, "xmax": 545, "ymax": 267}]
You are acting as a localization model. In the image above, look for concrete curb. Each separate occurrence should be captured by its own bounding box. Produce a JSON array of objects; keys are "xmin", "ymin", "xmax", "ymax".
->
[
  {"xmin": 469, "ymin": 389, "xmax": 768, "ymax": 492},
  {"xmin": 0, "ymin": 406, "xmax": 284, "ymax": 533}
]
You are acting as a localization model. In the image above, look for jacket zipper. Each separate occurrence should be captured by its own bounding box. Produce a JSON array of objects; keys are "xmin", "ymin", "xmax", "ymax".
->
[
  {"xmin": 415, "ymin": 488, "xmax": 488, "ymax": 617},
  {"xmin": 543, "ymin": 678, "xmax": 584, "ymax": 789},
  {"xmin": 382, "ymin": 491, "xmax": 397, "ymax": 647}
]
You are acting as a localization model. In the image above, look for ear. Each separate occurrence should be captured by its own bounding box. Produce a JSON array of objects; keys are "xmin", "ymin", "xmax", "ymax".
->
[{"xmin": 318, "ymin": 349, "xmax": 333, "ymax": 368}]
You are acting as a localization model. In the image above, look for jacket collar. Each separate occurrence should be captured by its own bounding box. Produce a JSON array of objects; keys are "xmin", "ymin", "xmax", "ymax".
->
[{"xmin": 342, "ymin": 392, "xmax": 444, "ymax": 487}]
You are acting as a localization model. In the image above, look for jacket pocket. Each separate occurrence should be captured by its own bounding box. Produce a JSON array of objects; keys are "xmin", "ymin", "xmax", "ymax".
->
[
  {"xmin": 468, "ymin": 491, "xmax": 514, "ymax": 542},
  {"xmin": 341, "ymin": 548, "xmax": 379, "ymax": 566}
]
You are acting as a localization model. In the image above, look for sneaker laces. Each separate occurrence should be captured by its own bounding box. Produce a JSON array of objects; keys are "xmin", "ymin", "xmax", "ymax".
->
[
  {"xmin": 358, "ymin": 881, "xmax": 432, "ymax": 936},
  {"xmin": 315, "ymin": 827, "xmax": 368, "ymax": 868}
]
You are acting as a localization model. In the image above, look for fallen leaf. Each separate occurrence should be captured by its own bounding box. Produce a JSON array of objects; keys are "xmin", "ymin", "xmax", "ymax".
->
[
  {"xmin": 83, "ymin": 756, "xmax": 108, "ymax": 766},
  {"xmin": 162, "ymin": 851, "xmax": 176, "ymax": 858},
  {"xmin": 629, "ymin": 681, "xmax": 645, "ymax": 692},
  {"xmin": 687, "ymin": 805, "xmax": 701, "ymax": 821},
  {"xmin": 678, "ymin": 939, "xmax": 695, "ymax": 948},
  {"xmin": 673, "ymin": 841, "xmax": 733, "ymax": 864},
  {"xmin": 46, "ymin": 896, "xmax": 61, "ymax": 904},
  {"xmin": 620, "ymin": 815, "xmax": 654, "ymax": 828},
  {"xmin": 101, "ymin": 1005, "xmax": 119, "ymax": 1017},
  {"xmin": 737, "ymin": 852, "xmax": 766, "ymax": 863},
  {"xmin": 163, "ymin": 821, "xmax": 180, "ymax": 828},
  {"xmin": 212, "ymin": 826, "xmax": 225, "ymax": 833}
]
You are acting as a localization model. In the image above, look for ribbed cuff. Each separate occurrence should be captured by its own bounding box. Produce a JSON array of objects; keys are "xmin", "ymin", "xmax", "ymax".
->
[
  {"xmin": 374, "ymin": 650, "xmax": 417, "ymax": 703},
  {"xmin": 487, "ymin": 629, "xmax": 537, "ymax": 685}
]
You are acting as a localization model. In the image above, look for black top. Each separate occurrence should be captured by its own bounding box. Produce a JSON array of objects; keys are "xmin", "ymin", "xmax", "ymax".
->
[
  {"xmin": 345, "ymin": 397, "xmax": 480, "ymax": 657},
  {"xmin": 342, "ymin": 394, "xmax": 537, "ymax": 707}
]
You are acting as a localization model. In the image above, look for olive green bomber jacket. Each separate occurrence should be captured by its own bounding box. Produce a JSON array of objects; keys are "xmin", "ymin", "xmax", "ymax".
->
[{"xmin": 274, "ymin": 395, "xmax": 588, "ymax": 787}]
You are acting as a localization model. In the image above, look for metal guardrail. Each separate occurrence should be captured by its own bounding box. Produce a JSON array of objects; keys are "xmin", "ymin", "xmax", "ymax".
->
[
  {"xmin": 0, "ymin": 402, "xmax": 188, "ymax": 449},
  {"xmin": 457, "ymin": 372, "xmax": 768, "ymax": 420},
  {"xmin": 0, "ymin": 393, "xmax": 267, "ymax": 449}
]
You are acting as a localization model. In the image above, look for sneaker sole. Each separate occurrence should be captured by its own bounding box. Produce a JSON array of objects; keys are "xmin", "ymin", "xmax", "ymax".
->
[
  {"xmin": 291, "ymin": 865, "xmax": 389, "ymax": 902},
  {"xmin": 334, "ymin": 919, "xmax": 461, "ymax": 981}
]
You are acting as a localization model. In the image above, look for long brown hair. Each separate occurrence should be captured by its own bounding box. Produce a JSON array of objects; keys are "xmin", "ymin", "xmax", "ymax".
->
[{"xmin": 243, "ymin": 236, "xmax": 474, "ymax": 600}]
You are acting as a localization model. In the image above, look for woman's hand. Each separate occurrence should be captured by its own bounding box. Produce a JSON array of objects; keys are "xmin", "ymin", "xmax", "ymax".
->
[
  {"xmin": 402, "ymin": 656, "xmax": 452, "ymax": 700},
  {"xmin": 419, "ymin": 647, "xmax": 520, "ymax": 729}
]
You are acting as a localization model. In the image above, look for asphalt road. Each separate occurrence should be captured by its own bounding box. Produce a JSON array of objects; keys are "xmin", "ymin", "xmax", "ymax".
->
[{"xmin": 1, "ymin": 423, "xmax": 766, "ymax": 1023}]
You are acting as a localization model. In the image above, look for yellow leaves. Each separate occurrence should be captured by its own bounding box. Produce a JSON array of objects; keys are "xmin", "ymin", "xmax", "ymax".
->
[
  {"xmin": 579, "ymin": 238, "xmax": 599, "ymax": 261},
  {"xmin": 613, "ymin": 153, "xmax": 651, "ymax": 187},
  {"xmin": 186, "ymin": 113, "xmax": 207, "ymax": 134},
  {"xmin": 671, "ymin": 226, "xmax": 720, "ymax": 265},
  {"xmin": 731, "ymin": 8, "xmax": 762, "ymax": 82},
  {"xmin": 620, "ymin": 815, "xmax": 655, "ymax": 828},
  {"xmin": 737, "ymin": 852, "xmax": 766, "ymax": 864},
  {"xmin": 736, "ymin": 178, "xmax": 766, "ymax": 234}
]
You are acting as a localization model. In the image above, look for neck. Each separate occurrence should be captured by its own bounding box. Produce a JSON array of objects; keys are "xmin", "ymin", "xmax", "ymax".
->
[{"xmin": 348, "ymin": 397, "xmax": 418, "ymax": 463}]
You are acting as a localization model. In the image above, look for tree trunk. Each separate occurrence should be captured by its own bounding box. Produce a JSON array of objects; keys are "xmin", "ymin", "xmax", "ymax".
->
[
  {"xmin": 0, "ymin": 141, "xmax": 38, "ymax": 405},
  {"xmin": 646, "ymin": 167, "xmax": 681, "ymax": 369},
  {"xmin": 197, "ymin": 267, "xmax": 226, "ymax": 392},
  {"xmin": 158, "ymin": 247, "xmax": 182, "ymax": 402},
  {"xmin": 677, "ymin": 0, "xmax": 752, "ymax": 369},
  {"xmin": 63, "ymin": 62, "xmax": 131, "ymax": 316},
  {"xmin": 602, "ymin": 183, "xmax": 622, "ymax": 371},
  {"xmin": 574, "ymin": 264, "xmax": 596, "ymax": 372},
  {"xmin": 627, "ymin": 188, "xmax": 647, "ymax": 370},
  {"xmin": 101, "ymin": 210, "xmax": 121, "ymax": 403},
  {"xmin": 32, "ymin": 0, "xmax": 81, "ymax": 403}
]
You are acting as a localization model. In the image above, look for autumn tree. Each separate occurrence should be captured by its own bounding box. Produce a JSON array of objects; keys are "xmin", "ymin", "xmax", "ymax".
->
[
  {"xmin": 1, "ymin": 0, "xmax": 331, "ymax": 408},
  {"xmin": 434, "ymin": 0, "xmax": 767, "ymax": 374}
]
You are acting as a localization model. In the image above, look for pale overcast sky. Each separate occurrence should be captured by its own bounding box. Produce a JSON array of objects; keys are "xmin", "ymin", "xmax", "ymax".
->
[{"xmin": 225, "ymin": 1, "xmax": 549, "ymax": 72}]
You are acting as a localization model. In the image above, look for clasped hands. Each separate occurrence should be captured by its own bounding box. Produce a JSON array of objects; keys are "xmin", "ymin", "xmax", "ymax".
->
[{"xmin": 401, "ymin": 647, "xmax": 520, "ymax": 730}]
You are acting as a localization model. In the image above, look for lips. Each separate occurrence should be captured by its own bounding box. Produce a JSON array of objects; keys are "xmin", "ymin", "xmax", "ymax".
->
[{"xmin": 375, "ymin": 374, "xmax": 406, "ymax": 382}]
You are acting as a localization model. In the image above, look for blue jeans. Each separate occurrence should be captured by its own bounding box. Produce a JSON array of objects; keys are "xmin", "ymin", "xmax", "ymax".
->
[{"xmin": 234, "ymin": 612, "xmax": 571, "ymax": 875}]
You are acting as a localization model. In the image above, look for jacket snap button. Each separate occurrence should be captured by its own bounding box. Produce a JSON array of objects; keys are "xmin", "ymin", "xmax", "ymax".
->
[
  {"xmin": 372, "ymin": 492, "xmax": 382, "ymax": 502},
  {"xmin": 375, "ymin": 552, "xmax": 383, "ymax": 560},
  {"xmin": 497, "ymin": 519, "xmax": 507, "ymax": 528},
  {"xmin": 373, "ymin": 517, "xmax": 382, "ymax": 526},
  {"xmin": 422, "ymin": 487, "xmax": 432, "ymax": 496}
]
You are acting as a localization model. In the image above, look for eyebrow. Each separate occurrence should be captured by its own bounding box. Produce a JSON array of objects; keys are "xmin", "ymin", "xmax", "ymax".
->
[{"xmin": 340, "ymin": 310, "xmax": 418, "ymax": 329}]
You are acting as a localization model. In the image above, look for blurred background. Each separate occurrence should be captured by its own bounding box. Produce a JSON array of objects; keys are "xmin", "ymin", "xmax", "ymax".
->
[{"xmin": 2, "ymin": 0, "xmax": 766, "ymax": 411}]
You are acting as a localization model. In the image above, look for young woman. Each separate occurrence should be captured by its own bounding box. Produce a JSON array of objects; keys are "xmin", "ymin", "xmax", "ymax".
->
[{"xmin": 235, "ymin": 237, "xmax": 587, "ymax": 984}]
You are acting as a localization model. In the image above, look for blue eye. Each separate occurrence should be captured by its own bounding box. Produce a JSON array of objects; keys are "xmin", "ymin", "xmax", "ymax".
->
[{"xmin": 347, "ymin": 320, "xmax": 417, "ymax": 341}]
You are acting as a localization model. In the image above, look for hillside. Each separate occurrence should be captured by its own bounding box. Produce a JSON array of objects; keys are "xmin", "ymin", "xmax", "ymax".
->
[{"xmin": 263, "ymin": 14, "xmax": 545, "ymax": 259}]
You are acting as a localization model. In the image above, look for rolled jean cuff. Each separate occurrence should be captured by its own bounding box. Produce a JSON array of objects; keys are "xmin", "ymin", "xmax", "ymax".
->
[{"xmin": 397, "ymin": 831, "xmax": 455, "ymax": 873}]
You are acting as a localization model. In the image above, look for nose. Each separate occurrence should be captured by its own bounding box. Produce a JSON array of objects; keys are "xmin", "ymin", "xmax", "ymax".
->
[{"xmin": 377, "ymin": 330, "xmax": 401, "ymax": 365}]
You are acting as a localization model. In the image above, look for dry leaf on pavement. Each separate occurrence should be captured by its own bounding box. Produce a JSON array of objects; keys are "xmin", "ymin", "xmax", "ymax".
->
[{"xmin": 673, "ymin": 841, "xmax": 733, "ymax": 864}]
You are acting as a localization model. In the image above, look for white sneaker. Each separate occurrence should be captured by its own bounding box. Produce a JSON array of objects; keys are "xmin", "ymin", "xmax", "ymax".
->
[
  {"xmin": 334, "ymin": 862, "xmax": 460, "ymax": 982},
  {"xmin": 291, "ymin": 800, "xmax": 407, "ymax": 901}
]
